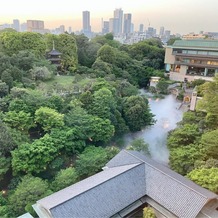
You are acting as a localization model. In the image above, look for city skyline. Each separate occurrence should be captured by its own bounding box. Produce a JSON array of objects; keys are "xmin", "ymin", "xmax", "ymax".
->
[{"xmin": 1, "ymin": 0, "xmax": 218, "ymax": 34}]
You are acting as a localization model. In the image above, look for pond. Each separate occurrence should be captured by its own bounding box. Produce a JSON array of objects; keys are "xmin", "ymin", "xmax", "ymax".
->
[{"xmin": 123, "ymin": 92, "xmax": 184, "ymax": 165}]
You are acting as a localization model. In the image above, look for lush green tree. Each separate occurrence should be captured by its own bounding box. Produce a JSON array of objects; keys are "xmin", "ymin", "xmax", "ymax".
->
[
  {"xmin": 51, "ymin": 167, "xmax": 78, "ymax": 192},
  {"xmin": 197, "ymin": 75, "xmax": 218, "ymax": 129},
  {"xmin": 194, "ymin": 158, "xmax": 218, "ymax": 169},
  {"xmin": 30, "ymin": 66, "xmax": 53, "ymax": 81},
  {"xmin": 116, "ymin": 80, "xmax": 138, "ymax": 97},
  {"xmin": 97, "ymin": 44, "xmax": 116, "ymax": 64},
  {"xmin": 35, "ymin": 107, "xmax": 64, "ymax": 132},
  {"xmin": 58, "ymin": 33, "xmax": 78, "ymax": 72},
  {"xmin": 1, "ymin": 70, "xmax": 13, "ymax": 89},
  {"xmin": 90, "ymin": 87, "xmax": 116, "ymax": 119},
  {"xmin": 0, "ymin": 120, "xmax": 16, "ymax": 155},
  {"xmin": 122, "ymin": 95, "xmax": 154, "ymax": 131},
  {"xmin": 65, "ymin": 107, "xmax": 114, "ymax": 142},
  {"xmin": 50, "ymin": 127, "xmax": 86, "ymax": 154},
  {"xmin": 169, "ymin": 144, "xmax": 204, "ymax": 175},
  {"xmin": 156, "ymin": 79, "xmax": 169, "ymax": 94},
  {"xmin": 0, "ymin": 31, "xmax": 46, "ymax": 57},
  {"xmin": 127, "ymin": 138, "xmax": 150, "ymax": 156},
  {"xmin": 11, "ymin": 134, "xmax": 61, "ymax": 174},
  {"xmin": 200, "ymin": 129, "xmax": 218, "ymax": 159},
  {"xmin": 187, "ymin": 168, "xmax": 218, "ymax": 193},
  {"xmin": 12, "ymin": 50, "xmax": 36, "ymax": 72},
  {"xmin": 3, "ymin": 111, "xmax": 35, "ymax": 133},
  {"xmin": 167, "ymin": 124, "xmax": 201, "ymax": 148},
  {"xmin": 0, "ymin": 154, "xmax": 11, "ymax": 181},
  {"xmin": 9, "ymin": 175, "xmax": 52, "ymax": 216},
  {"xmin": 143, "ymin": 207, "xmax": 156, "ymax": 218},
  {"xmin": 75, "ymin": 146, "xmax": 116, "ymax": 179},
  {"xmin": 0, "ymin": 80, "xmax": 9, "ymax": 97}
]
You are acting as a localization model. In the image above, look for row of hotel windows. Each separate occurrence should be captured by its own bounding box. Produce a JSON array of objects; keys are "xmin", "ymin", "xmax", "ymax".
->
[
  {"xmin": 174, "ymin": 49, "xmax": 218, "ymax": 56},
  {"xmin": 175, "ymin": 58, "xmax": 218, "ymax": 66}
]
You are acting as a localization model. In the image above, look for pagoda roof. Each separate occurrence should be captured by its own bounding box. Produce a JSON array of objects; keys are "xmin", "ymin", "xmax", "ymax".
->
[{"xmin": 48, "ymin": 49, "xmax": 62, "ymax": 56}]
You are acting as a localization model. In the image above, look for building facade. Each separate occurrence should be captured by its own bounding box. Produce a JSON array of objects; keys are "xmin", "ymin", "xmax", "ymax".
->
[
  {"xmin": 82, "ymin": 11, "xmax": 91, "ymax": 37},
  {"xmin": 123, "ymin": 13, "xmax": 132, "ymax": 35},
  {"xmin": 165, "ymin": 39, "xmax": 218, "ymax": 81},
  {"xmin": 27, "ymin": 20, "xmax": 44, "ymax": 33},
  {"xmin": 113, "ymin": 8, "xmax": 123, "ymax": 36}
]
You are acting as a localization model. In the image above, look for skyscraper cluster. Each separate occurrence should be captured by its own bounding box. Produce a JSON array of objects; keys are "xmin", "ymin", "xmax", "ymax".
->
[{"xmin": 101, "ymin": 8, "xmax": 132, "ymax": 36}]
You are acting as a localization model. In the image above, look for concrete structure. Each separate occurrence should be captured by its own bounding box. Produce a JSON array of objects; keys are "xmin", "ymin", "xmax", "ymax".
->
[
  {"xmin": 123, "ymin": 13, "xmax": 132, "ymax": 35},
  {"xmin": 27, "ymin": 20, "xmax": 44, "ymax": 33},
  {"xmin": 113, "ymin": 8, "xmax": 123, "ymax": 36},
  {"xmin": 165, "ymin": 39, "xmax": 218, "ymax": 82},
  {"xmin": 82, "ymin": 11, "xmax": 91, "ymax": 37},
  {"xmin": 102, "ymin": 21, "xmax": 109, "ymax": 34},
  {"xmin": 13, "ymin": 19, "xmax": 20, "ymax": 32},
  {"xmin": 32, "ymin": 150, "xmax": 218, "ymax": 218}
]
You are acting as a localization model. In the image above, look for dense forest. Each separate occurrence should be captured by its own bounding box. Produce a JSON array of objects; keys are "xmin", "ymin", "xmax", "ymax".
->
[
  {"xmin": 167, "ymin": 75, "xmax": 218, "ymax": 193},
  {"xmin": 0, "ymin": 30, "xmax": 166, "ymax": 217}
]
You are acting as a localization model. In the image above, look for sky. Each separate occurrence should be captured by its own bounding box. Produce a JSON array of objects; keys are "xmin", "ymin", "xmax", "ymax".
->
[{"xmin": 0, "ymin": 0, "xmax": 218, "ymax": 34}]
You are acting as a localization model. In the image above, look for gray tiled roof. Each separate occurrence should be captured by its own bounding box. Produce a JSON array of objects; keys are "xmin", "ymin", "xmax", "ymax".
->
[
  {"xmin": 36, "ymin": 150, "xmax": 218, "ymax": 218},
  {"xmin": 38, "ymin": 163, "xmax": 145, "ymax": 217}
]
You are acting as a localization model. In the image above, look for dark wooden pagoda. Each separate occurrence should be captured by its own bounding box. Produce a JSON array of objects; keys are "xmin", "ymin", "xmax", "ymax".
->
[{"xmin": 47, "ymin": 41, "xmax": 62, "ymax": 72}]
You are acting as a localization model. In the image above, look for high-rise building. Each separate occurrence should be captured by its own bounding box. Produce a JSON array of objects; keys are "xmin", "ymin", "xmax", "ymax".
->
[
  {"xmin": 102, "ymin": 21, "xmax": 109, "ymax": 34},
  {"xmin": 20, "ymin": 23, "xmax": 27, "ymax": 32},
  {"xmin": 123, "ymin": 13, "xmax": 132, "ymax": 35},
  {"xmin": 113, "ymin": 8, "xmax": 123, "ymax": 36},
  {"xmin": 68, "ymin": 27, "xmax": 72, "ymax": 34},
  {"xmin": 82, "ymin": 11, "xmax": 91, "ymax": 37},
  {"xmin": 159, "ymin": 26, "xmax": 164, "ymax": 37},
  {"xmin": 27, "ymin": 20, "xmax": 44, "ymax": 33},
  {"xmin": 13, "ymin": 19, "xmax": 20, "ymax": 32},
  {"xmin": 139, "ymin": 24, "xmax": 144, "ymax": 33}
]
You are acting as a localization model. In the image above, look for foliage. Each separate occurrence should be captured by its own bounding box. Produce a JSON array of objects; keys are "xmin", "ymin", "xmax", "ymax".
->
[
  {"xmin": 0, "ymin": 154, "xmax": 11, "ymax": 181},
  {"xmin": 169, "ymin": 144, "xmax": 204, "ymax": 175},
  {"xmin": 1, "ymin": 70, "xmax": 13, "ymax": 89},
  {"xmin": 51, "ymin": 167, "xmax": 78, "ymax": 192},
  {"xmin": 122, "ymin": 95, "xmax": 154, "ymax": 131},
  {"xmin": 127, "ymin": 138, "xmax": 150, "ymax": 156},
  {"xmin": 197, "ymin": 75, "xmax": 218, "ymax": 129},
  {"xmin": 75, "ymin": 146, "xmax": 116, "ymax": 179},
  {"xmin": 97, "ymin": 44, "xmax": 116, "ymax": 64},
  {"xmin": 143, "ymin": 207, "xmax": 156, "ymax": 218},
  {"xmin": 35, "ymin": 106, "xmax": 64, "ymax": 132},
  {"xmin": 8, "ymin": 175, "xmax": 52, "ymax": 216},
  {"xmin": 156, "ymin": 79, "xmax": 169, "ymax": 94},
  {"xmin": 167, "ymin": 124, "xmax": 200, "ymax": 148},
  {"xmin": 3, "ymin": 111, "xmax": 35, "ymax": 133},
  {"xmin": 200, "ymin": 129, "xmax": 218, "ymax": 160},
  {"xmin": 0, "ymin": 120, "xmax": 16, "ymax": 155},
  {"xmin": 187, "ymin": 168, "xmax": 218, "ymax": 193},
  {"xmin": 0, "ymin": 31, "xmax": 46, "ymax": 57},
  {"xmin": 31, "ymin": 66, "xmax": 54, "ymax": 81},
  {"xmin": 0, "ymin": 80, "xmax": 9, "ymax": 97},
  {"xmin": 11, "ymin": 134, "xmax": 61, "ymax": 174}
]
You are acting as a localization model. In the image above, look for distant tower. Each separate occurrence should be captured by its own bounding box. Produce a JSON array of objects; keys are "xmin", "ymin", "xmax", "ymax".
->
[
  {"xmin": 139, "ymin": 24, "xmax": 144, "ymax": 33},
  {"xmin": 13, "ymin": 19, "xmax": 20, "ymax": 32},
  {"xmin": 27, "ymin": 20, "xmax": 44, "ymax": 33},
  {"xmin": 159, "ymin": 26, "xmax": 164, "ymax": 37},
  {"xmin": 82, "ymin": 11, "xmax": 91, "ymax": 37},
  {"xmin": 123, "ymin": 13, "xmax": 132, "ymax": 35},
  {"xmin": 68, "ymin": 26, "xmax": 72, "ymax": 33},
  {"xmin": 102, "ymin": 21, "xmax": 109, "ymax": 34},
  {"xmin": 113, "ymin": 8, "xmax": 123, "ymax": 36}
]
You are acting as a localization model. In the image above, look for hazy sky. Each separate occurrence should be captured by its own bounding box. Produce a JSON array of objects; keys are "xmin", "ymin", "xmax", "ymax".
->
[{"xmin": 0, "ymin": 0, "xmax": 217, "ymax": 34}]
